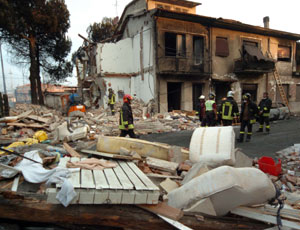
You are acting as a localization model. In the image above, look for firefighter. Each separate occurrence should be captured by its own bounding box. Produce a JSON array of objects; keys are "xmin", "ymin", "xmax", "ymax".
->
[
  {"xmin": 218, "ymin": 91, "xmax": 239, "ymax": 126},
  {"xmin": 108, "ymin": 88, "xmax": 116, "ymax": 115},
  {"xmin": 196, "ymin": 95, "xmax": 206, "ymax": 127},
  {"xmin": 237, "ymin": 93, "xmax": 258, "ymax": 142},
  {"xmin": 257, "ymin": 92, "xmax": 272, "ymax": 134},
  {"xmin": 119, "ymin": 94, "xmax": 136, "ymax": 138},
  {"xmin": 205, "ymin": 93, "xmax": 218, "ymax": 126}
]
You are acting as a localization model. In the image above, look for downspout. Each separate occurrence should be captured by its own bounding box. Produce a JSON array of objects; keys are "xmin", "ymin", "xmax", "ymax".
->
[
  {"xmin": 153, "ymin": 16, "xmax": 160, "ymax": 113},
  {"xmin": 209, "ymin": 26, "xmax": 213, "ymax": 93},
  {"xmin": 266, "ymin": 37, "xmax": 270, "ymax": 93}
]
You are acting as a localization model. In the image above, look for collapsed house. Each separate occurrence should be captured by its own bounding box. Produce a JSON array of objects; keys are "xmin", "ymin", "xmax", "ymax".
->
[{"xmin": 75, "ymin": 0, "xmax": 300, "ymax": 113}]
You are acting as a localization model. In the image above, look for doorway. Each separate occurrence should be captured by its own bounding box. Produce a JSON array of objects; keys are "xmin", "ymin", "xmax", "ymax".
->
[
  {"xmin": 215, "ymin": 81, "xmax": 231, "ymax": 104},
  {"xmin": 167, "ymin": 82, "xmax": 182, "ymax": 111},
  {"xmin": 242, "ymin": 84, "xmax": 258, "ymax": 102},
  {"xmin": 192, "ymin": 83, "xmax": 203, "ymax": 110}
]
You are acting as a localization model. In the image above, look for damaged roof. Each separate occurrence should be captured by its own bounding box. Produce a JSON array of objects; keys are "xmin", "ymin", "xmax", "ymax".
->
[
  {"xmin": 153, "ymin": 0, "xmax": 201, "ymax": 8},
  {"xmin": 154, "ymin": 9, "xmax": 300, "ymax": 40}
]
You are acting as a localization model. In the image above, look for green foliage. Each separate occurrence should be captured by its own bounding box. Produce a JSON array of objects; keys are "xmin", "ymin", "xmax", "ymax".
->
[
  {"xmin": 0, "ymin": 0, "xmax": 73, "ymax": 81},
  {"xmin": 87, "ymin": 17, "xmax": 118, "ymax": 43}
]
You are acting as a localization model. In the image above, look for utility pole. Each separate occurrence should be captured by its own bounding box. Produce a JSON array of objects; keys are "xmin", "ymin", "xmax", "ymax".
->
[
  {"xmin": 0, "ymin": 41, "xmax": 7, "ymax": 94},
  {"xmin": 115, "ymin": 0, "xmax": 118, "ymax": 16}
]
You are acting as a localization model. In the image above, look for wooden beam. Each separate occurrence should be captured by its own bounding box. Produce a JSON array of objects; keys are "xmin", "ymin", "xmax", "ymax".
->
[
  {"xmin": 0, "ymin": 191, "xmax": 269, "ymax": 230},
  {"xmin": 63, "ymin": 143, "xmax": 81, "ymax": 158}
]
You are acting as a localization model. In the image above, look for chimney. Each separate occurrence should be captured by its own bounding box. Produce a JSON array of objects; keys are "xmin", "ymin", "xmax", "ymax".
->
[{"xmin": 263, "ymin": 16, "xmax": 270, "ymax": 28}]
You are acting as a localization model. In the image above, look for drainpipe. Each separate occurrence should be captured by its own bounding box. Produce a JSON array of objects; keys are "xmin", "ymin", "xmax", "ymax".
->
[
  {"xmin": 209, "ymin": 26, "xmax": 213, "ymax": 94},
  {"xmin": 153, "ymin": 16, "xmax": 160, "ymax": 113}
]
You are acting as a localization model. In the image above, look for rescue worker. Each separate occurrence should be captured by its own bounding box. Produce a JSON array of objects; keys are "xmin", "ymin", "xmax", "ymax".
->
[
  {"xmin": 108, "ymin": 88, "xmax": 116, "ymax": 115},
  {"xmin": 218, "ymin": 91, "xmax": 239, "ymax": 126},
  {"xmin": 257, "ymin": 92, "xmax": 272, "ymax": 134},
  {"xmin": 196, "ymin": 95, "xmax": 206, "ymax": 127},
  {"xmin": 119, "ymin": 94, "xmax": 136, "ymax": 138},
  {"xmin": 237, "ymin": 93, "xmax": 258, "ymax": 142},
  {"xmin": 205, "ymin": 93, "xmax": 218, "ymax": 127}
]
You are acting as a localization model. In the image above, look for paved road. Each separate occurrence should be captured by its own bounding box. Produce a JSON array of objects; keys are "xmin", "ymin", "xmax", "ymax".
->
[{"xmin": 141, "ymin": 117, "xmax": 300, "ymax": 158}]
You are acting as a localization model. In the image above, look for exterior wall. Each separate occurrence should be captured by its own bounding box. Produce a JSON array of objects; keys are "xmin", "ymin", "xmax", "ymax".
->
[
  {"xmin": 211, "ymin": 27, "xmax": 300, "ymax": 112},
  {"xmin": 96, "ymin": 20, "xmax": 156, "ymax": 105},
  {"xmin": 147, "ymin": 0, "xmax": 196, "ymax": 14},
  {"xmin": 156, "ymin": 17, "xmax": 210, "ymax": 74}
]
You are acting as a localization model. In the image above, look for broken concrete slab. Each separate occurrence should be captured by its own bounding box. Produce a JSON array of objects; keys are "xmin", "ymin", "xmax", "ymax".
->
[
  {"xmin": 160, "ymin": 178, "xmax": 179, "ymax": 194},
  {"xmin": 184, "ymin": 198, "xmax": 217, "ymax": 216},
  {"xmin": 234, "ymin": 149, "xmax": 253, "ymax": 168},
  {"xmin": 146, "ymin": 157, "xmax": 179, "ymax": 174}
]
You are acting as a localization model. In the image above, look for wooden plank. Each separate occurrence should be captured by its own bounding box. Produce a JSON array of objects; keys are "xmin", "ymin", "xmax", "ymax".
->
[
  {"xmin": 69, "ymin": 157, "xmax": 81, "ymax": 188},
  {"xmin": 138, "ymin": 202, "xmax": 184, "ymax": 221},
  {"xmin": 27, "ymin": 115, "xmax": 50, "ymax": 124},
  {"xmin": 157, "ymin": 215, "xmax": 193, "ymax": 230},
  {"xmin": 146, "ymin": 157, "xmax": 179, "ymax": 173},
  {"xmin": 57, "ymin": 157, "xmax": 70, "ymax": 168},
  {"xmin": 81, "ymin": 149, "xmax": 140, "ymax": 161},
  {"xmin": 80, "ymin": 169, "xmax": 95, "ymax": 189},
  {"xmin": 113, "ymin": 161, "xmax": 134, "ymax": 190},
  {"xmin": 94, "ymin": 190, "xmax": 109, "ymax": 204},
  {"xmin": 231, "ymin": 207, "xmax": 300, "ymax": 230},
  {"xmin": 94, "ymin": 170, "xmax": 110, "ymax": 189},
  {"xmin": 11, "ymin": 175, "xmax": 20, "ymax": 192},
  {"xmin": 118, "ymin": 161, "xmax": 148, "ymax": 190},
  {"xmin": 103, "ymin": 168, "xmax": 123, "ymax": 190},
  {"xmin": 146, "ymin": 173, "xmax": 182, "ymax": 180},
  {"xmin": 78, "ymin": 189, "xmax": 94, "ymax": 204},
  {"xmin": 126, "ymin": 161, "xmax": 159, "ymax": 191},
  {"xmin": 63, "ymin": 143, "xmax": 81, "ymax": 158},
  {"xmin": 7, "ymin": 122, "xmax": 47, "ymax": 129}
]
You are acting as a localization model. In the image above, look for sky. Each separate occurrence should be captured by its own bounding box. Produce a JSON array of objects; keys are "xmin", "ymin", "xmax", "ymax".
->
[{"xmin": 1, "ymin": 0, "xmax": 299, "ymax": 93}]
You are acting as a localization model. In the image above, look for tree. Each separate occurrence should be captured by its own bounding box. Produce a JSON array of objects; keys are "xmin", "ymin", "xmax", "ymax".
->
[
  {"xmin": 0, "ymin": 0, "xmax": 72, "ymax": 104},
  {"xmin": 87, "ymin": 17, "xmax": 118, "ymax": 43}
]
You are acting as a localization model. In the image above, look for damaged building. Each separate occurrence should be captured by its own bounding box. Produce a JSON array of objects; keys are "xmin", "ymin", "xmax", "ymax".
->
[{"xmin": 76, "ymin": 0, "xmax": 300, "ymax": 113}]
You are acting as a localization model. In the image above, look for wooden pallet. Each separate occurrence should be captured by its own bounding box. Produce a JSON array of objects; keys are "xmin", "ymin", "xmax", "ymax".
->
[{"xmin": 47, "ymin": 157, "xmax": 160, "ymax": 205}]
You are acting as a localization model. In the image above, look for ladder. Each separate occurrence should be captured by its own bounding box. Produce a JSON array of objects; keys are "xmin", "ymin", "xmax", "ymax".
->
[
  {"xmin": 266, "ymin": 50, "xmax": 291, "ymax": 113},
  {"xmin": 272, "ymin": 67, "xmax": 291, "ymax": 113}
]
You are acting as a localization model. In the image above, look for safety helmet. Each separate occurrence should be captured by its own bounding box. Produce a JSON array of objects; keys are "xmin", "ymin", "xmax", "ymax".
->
[
  {"xmin": 227, "ymin": 91, "xmax": 234, "ymax": 98},
  {"xmin": 123, "ymin": 94, "xmax": 133, "ymax": 103},
  {"xmin": 209, "ymin": 92, "xmax": 215, "ymax": 99},
  {"xmin": 243, "ymin": 93, "xmax": 251, "ymax": 100},
  {"xmin": 199, "ymin": 95, "xmax": 205, "ymax": 100},
  {"xmin": 108, "ymin": 88, "xmax": 113, "ymax": 92}
]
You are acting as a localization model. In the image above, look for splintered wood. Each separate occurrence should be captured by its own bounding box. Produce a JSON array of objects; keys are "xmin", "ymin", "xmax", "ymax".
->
[{"xmin": 47, "ymin": 157, "xmax": 160, "ymax": 205}]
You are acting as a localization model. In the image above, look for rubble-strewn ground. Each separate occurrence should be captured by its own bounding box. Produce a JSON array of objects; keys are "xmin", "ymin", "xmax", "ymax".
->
[{"xmin": 141, "ymin": 116, "xmax": 300, "ymax": 158}]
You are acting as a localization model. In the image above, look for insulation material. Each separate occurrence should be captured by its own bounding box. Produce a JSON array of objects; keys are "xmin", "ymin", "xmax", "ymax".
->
[
  {"xmin": 189, "ymin": 127, "xmax": 235, "ymax": 165},
  {"xmin": 168, "ymin": 166, "xmax": 276, "ymax": 216}
]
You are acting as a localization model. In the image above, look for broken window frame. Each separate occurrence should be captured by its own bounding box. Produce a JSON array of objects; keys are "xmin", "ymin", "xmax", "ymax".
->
[
  {"xmin": 193, "ymin": 36, "xmax": 204, "ymax": 65},
  {"xmin": 215, "ymin": 37, "xmax": 229, "ymax": 57},
  {"xmin": 277, "ymin": 45, "xmax": 291, "ymax": 62},
  {"xmin": 164, "ymin": 32, "xmax": 186, "ymax": 58}
]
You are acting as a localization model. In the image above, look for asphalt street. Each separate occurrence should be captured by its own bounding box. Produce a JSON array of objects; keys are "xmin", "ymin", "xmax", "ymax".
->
[{"xmin": 141, "ymin": 117, "xmax": 300, "ymax": 158}]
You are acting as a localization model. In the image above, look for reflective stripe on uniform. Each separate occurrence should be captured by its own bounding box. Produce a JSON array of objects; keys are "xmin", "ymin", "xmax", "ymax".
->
[
  {"xmin": 263, "ymin": 113, "xmax": 270, "ymax": 117},
  {"xmin": 250, "ymin": 119, "xmax": 256, "ymax": 124},
  {"xmin": 109, "ymin": 94, "xmax": 116, "ymax": 105},
  {"xmin": 119, "ymin": 109, "xmax": 134, "ymax": 130},
  {"xmin": 247, "ymin": 132, "xmax": 252, "ymax": 135},
  {"xmin": 266, "ymin": 125, "xmax": 270, "ymax": 129},
  {"xmin": 240, "ymin": 131, "xmax": 245, "ymax": 134},
  {"xmin": 222, "ymin": 102, "xmax": 233, "ymax": 120}
]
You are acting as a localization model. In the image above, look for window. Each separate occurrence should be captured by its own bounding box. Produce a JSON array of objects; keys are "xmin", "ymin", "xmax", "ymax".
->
[
  {"xmin": 193, "ymin": 36, "xmax": 204, "ymax": 65},
  {"xmin": 156, "ymin": 4, "xmax": 163, "ymax": 9},
  {"xmin": 175, "ymin": 7, "xmax": 181, "ymax": 12},
  {"xmin": 164, "ymin": 5, "xmax": 171, "ymax": 10},
  {"xmin": 243, "ymin": 40, "xmax": 258, "ymax": 47},
  {"xmin": 182, "ymin": 9, "xmax": 188, "ymax": 13},
  {"xmin": 165, "ymin": 32, "xmax": 186, "ymax": 57},
  {"xmin": 216, "ymin": 37, "xmax": 229, "ymax": 57},
  {"xmin": 278, "ymin": 45, "xmax": 291, "ymax": 62}
]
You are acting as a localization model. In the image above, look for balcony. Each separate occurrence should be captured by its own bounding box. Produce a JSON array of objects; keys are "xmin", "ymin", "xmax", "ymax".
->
[{"xmin": 234, "ymin": 45, "xmax": 275, "ymax": 74}]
